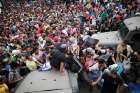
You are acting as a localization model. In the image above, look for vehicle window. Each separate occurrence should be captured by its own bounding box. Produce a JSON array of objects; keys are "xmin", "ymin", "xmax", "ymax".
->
[
  {"xmin": 131, "ymin": 33, "xmax": 140, "ymax": 51},
  {"xmin": 131, "ymin": 33, "xmax": 140, "ymax": 42}
]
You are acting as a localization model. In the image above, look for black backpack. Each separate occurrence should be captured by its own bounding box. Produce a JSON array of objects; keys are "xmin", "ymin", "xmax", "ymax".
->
[
  {"xmin": 84, "ymin": 37, "xmax": 99, "ymax": 47},
  {"xmin": 66, "ymin": 55, "xmax": 83, "ymax": 73}
]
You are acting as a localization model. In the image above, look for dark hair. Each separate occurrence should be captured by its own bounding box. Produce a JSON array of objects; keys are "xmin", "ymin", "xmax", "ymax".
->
[
  {"xmin": 39, "ymin": 23, "xmax": 42, "ymax": 27},
  {"xmin": 108, "ymin": 47, "xmax": 114, "ymax": 50},
  {"xmin": 0, "ymin": 76, "xmax": 4, "ymax": 83},
  {"xmin": 123, "ymin": 40, "xmax": 128, "ymax": 45},
  {"xmin": 97, "ymin": 58, "xmax": 105, "ymax": 64}
]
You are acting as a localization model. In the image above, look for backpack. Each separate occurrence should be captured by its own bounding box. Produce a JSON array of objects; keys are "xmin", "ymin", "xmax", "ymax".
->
[
  {"xmin": 11, "ymin": 55, "xmax": 17, "ymax": 63},
  {"xmin": 84, "ymin": 37, "xmax": 98, "ymax": 47},
  {"xmin": 66, "ymin": 56, "xmax": 83, "ymax": 73}
]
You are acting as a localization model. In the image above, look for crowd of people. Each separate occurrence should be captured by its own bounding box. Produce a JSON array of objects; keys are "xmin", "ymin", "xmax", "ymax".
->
[{"xmin": 0, "ymin": 0, "xmax": 140, "ymax": 93}]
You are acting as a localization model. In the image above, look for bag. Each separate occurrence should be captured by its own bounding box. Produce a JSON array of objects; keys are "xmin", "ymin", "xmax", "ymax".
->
[
  {"xmin": 84, "ymin": 37, "xmax": 98, "ymax": 47},
  {"xmin": 26, "ymin": 61, "xmax": 37, "ymax": 71},
  {"xmin": 66, "ymin": 56, "xmax": 83, "ymax": 73},
  {"xmin": 40, "ymin": 61, "xmax": 51, "ymax": 71}
]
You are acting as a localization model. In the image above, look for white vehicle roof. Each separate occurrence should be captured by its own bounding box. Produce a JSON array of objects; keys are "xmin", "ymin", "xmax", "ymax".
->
[
  {"xmin": 91, "ymin": 31, "xmax": 122, "ymax": 46},
  {"xmin": 15, "ymin": 70, "xmax": 72, "ymax": 93},
  {"xmin": 124, "ymin": 16, "xmax": 140, "ymax": 31}
]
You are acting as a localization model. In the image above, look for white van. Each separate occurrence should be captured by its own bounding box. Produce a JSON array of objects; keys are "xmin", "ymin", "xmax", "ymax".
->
[
  {"xmin": 91, "ymin": 31, "xmax": 122, "ymax": 47},
  {"xmin": 91, "ymin": 16, "xmax": 140, "ymax": 51}
]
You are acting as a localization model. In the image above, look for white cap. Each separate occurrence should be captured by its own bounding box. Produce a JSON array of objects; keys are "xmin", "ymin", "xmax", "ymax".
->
[
  {"xmin": 60, "ymin": 44, "xmax": 67, "ymax": 48},
  {"xmin": 82, "ymin": 47, "xmax": 95, "ymax": 55}
]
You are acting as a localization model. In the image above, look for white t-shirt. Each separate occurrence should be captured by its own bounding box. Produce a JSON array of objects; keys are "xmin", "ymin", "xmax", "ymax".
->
[
  {"xmin": 69, "ymin": 37, "xmax": 78, "ymax": 46},
  {"xmin": 89, "ymin": 62, "xmax": 99, "ymax": 71},
  {"xmin": 38, "ymin": 36, "xmax": 46, "ymax": 49}
]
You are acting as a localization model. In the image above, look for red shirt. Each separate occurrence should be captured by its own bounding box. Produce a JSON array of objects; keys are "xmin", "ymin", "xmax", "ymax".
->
[
  {"xmin": 85, "ymin": 56, "xmax": 96, "ymax": 71},
  {"xmin": 53, "ymin": 36, "xmax": 60, "ymax": 43},
  {"xmin": 37, "ymin": 26, "xmax": 44, "ymax": 35}
]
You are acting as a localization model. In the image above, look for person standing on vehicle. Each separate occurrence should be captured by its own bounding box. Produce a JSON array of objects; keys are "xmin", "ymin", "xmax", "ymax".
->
[
  {"xmin": 116, "ymin": 40, "xmax": 133, "ymax": 63},
  {"xmin": 49, "ymin": 44, "xmax": 68, "ymax": 74}
]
